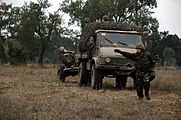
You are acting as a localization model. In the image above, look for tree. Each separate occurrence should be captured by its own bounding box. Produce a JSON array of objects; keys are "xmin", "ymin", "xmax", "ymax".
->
[
  {"xmin": 19, "ymin": 0, "xmax": 63, "ymax": 66},
  {"xmin": 0, "ymin": 2, "xmax": 22, "ymax": 64},
  {"xmin": 18, "ymin": 2, "xmax": 40, "ymax": 63},
  {"xmin": 159, "ymin": 32, "xmax": 181, "ymax": 66},
  {"xmin": 0, "ymin": 2, "xmax": 11, "ymax": 63},
  {"xmin": 60, "ymin": 0, "xmax": 157, "ymax": 31},
  {"xmin": 163, "ymin": 47, "xmax": 175, "ymax": 66}
]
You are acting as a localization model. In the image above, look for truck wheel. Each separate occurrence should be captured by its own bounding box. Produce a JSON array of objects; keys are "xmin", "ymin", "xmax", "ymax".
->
[
  {"xmin": 116, "ymin": 75, "xmax": 121, "ymax": 89},
  {"xmin": 121, "ymin": 76, "xmax": 127, "ymax": 88},
  {"xmin": 132, "ymin": 75, "xmax": 136, "ymax": 88},
  {"xmin": 58, "ymin": 66, "xmax": 65, "ymax": 82},
  {"xmin": 91, "ymin": 64, "xmax": 103, "ymax": 90},
  {"xmin": 116, "ymin": 75, "xmax": 127, "ymax": 89},
  {"xmin": 78, "ymin": 62, "xmax": 89, "ymax": 86}
]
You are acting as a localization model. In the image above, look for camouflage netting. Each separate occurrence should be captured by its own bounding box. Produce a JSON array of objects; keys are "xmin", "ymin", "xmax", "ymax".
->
[{"xmin": 79, "ymin": 21, "xmax": 143, "ymax": 52}]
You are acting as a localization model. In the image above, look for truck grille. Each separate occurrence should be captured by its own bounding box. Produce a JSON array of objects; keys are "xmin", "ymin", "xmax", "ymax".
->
[{"xmin": 99, "ymin": 57, "xmax": 134, "ymax": 66}]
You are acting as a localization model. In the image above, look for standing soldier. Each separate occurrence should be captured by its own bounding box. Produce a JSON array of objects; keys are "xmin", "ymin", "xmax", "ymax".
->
[
  {"xmin": 79, "ymin": 17, "xmax": 91, "ymax": 52},
  {"xmin": 114, "ymin": 43, "xmax": 154, "ymax": 101}
]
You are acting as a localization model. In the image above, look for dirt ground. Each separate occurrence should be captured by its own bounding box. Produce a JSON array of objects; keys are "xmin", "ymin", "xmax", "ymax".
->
[{"xmin": 0, "ymin": 65, "xmax": 181, "ymax": 120}]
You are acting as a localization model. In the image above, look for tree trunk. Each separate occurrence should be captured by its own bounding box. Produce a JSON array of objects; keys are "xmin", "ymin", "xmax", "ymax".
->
[
  {"xmin": 37, "ymin": 45, "xmax": 45, "ymax": 66},
  {"xmin": 0, "ymin": 39, "xmax": 11, "ymax": 64},
  {"xmin": 4, "ymin": 49, "xmax": 11, "ymax": 64}
]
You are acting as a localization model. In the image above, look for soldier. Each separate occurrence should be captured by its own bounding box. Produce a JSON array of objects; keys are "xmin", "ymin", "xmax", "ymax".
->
[
  {"xmin": 114, "ymin": 43, "xmax": 153, "ymax": 101},
  {"xmin": 102, "ymin": 15, "xmax": 109, "ymax": 21},
  {"xmin": 83, "ymin": 17, "xmax": 91, "ymax": 24}
]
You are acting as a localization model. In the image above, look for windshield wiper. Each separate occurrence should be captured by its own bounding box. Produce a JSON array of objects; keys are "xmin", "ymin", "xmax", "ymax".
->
[
  {"xmin": 104, "ymin": 37, "xmax": 113, "ymax": 44},
  {"xmin": 118, "ymin": 42, "xmax": 128, "ymax": 46},
  {"xmin": 104, "ymin": 37, "xmax": 128, "ymax": 47}
]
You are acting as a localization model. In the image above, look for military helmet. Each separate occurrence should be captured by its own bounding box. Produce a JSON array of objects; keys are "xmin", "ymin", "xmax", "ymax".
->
[
  {"xmin": 135, "ymin": 43, "xmax": 145, "ymax": 50},
  {"xmin": 84, "ymin": 18, "xmax": 91, "ymax": 23},
  {"xmin": 102, "ymin": 15, "xmax": 109, "ymax": 21}
]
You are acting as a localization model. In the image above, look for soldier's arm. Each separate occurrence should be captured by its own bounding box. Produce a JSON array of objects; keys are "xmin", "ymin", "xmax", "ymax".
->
[
  {"xmin": 114, "ymin": 49, "xmax": 137, "ymax": 61},
  {"xmin": 121, "ymin": 52, "xmax": 137, "ymax": 61}
]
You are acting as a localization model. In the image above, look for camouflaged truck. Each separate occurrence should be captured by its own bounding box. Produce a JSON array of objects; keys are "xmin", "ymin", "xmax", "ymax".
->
[{"xmin": 77, "ymin": 20, "xmax": 148, "ymax": 90}]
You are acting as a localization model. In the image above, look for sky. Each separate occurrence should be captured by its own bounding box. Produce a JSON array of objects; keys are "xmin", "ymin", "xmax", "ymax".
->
[{"xmin": 3, "ymin": 0, "xmax": 181, "ymax": 38}]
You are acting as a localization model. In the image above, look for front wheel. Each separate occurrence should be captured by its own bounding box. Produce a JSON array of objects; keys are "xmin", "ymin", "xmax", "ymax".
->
[
  {"xmin": 91, "ymin": 64, "xmax": 103, "ymax": 90},
  {"xmin": 115, "ymin": 75, "xmax": 127, "ymax": 89},
  {"xmin": 116, "ymin": 75, "xmax": 121, "ymax": 89},
  {"xmin": 121, "ymin": 76, "xmax": 127, "ymax": 88}
]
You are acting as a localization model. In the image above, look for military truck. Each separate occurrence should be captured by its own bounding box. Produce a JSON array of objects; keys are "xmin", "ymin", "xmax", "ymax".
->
[
  {"xmin": 58, "ymin": 20, "xmax": 147, "ymax": 90},
  {"xmin": 78, "ymin": 20, "xmax": 148, "ymax": 89}
]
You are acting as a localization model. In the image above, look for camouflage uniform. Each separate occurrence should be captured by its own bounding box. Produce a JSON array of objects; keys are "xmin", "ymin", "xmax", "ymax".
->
[{"xmin": 114, "ymin": 44, "xmax": 153, "ymax": 100}]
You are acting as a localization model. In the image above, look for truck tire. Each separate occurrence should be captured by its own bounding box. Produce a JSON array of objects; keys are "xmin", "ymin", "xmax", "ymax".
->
[
  {"xmin": 121, "ymin": 76, "xmax": 127, "ymax": 88},
  {"xmin": 116, "ymin": 75, "xmax": 127, "ymax": 89},
  {"xmin": 58, "ymin": 66, "xmax": 65, "ymax": 82},
  {"xmin": 132, "ymin": 75, "xmax": 136, "ymax": 88},
  {"xmin": 116, "ymin": 75, "xmax": 121, "ymax": 89},
  {"xmin": 91, "ymin": 64, "xmax": 103, "ymax": 90},
  {"xmin": 78, "ymin": 62, "xmax": 89, "ymax": 86}
]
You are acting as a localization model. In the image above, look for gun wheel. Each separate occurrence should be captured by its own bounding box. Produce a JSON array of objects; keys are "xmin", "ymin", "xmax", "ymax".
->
[{"xmin": 58, "ymin": 66, "xmax": 65, "ymax": 82}]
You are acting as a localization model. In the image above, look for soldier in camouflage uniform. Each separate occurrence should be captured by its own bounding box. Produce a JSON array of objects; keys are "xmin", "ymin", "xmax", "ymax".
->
[{"xmin": 114, "ymin": 43, "xmax": 153, "ymax": 101}]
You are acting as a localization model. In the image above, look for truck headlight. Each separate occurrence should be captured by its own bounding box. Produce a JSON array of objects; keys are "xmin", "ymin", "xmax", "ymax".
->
[{"xmin": 105, "ymin": 58, "xmax": 111, "ymax": 63}]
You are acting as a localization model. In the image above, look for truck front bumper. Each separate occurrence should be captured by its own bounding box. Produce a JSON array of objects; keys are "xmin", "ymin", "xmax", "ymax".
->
[{"xmin": 96, "ymin": 65, "xmax": 134, "ymax": 76}]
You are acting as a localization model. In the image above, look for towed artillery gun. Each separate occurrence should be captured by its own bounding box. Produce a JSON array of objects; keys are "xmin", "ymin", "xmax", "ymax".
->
[
  {"xmin": 58, "ymin": 17, "xmax": 148, "ymax": 89},
  {"xmin": 57, "ymin": 46, "xmax": 79, "ymax": 82}
]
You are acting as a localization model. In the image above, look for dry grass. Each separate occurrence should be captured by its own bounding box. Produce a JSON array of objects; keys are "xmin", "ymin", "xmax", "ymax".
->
[{"xmin": 0, "ymin": 65, "xmax": 181, "ymax": 120}]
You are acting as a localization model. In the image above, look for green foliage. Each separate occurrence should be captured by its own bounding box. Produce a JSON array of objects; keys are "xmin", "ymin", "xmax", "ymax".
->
[
  {"xmin": 158, "ymin": 32, "xmax": 181, "ymax": 66},
  {"xmin": 18, "ymin": 1, "xmax": 44, "ymax": 63},
  {"xmin": 0, "ymin": 2, "xmax": 26, "ymax": 64},
  {"xmin": 0, "ymin": 1, "xmax": 63, "ymax": 65},
  {"xmin": 163, "ymin": 47, "xmax": 175, "ymax": 66},
  {"xmin": 60, "ymin": 0, "xmax": 158, "ymax": 33},
  {"xmin": 17, "ymin": 0, "xmax": 64, "ymax": 65}
]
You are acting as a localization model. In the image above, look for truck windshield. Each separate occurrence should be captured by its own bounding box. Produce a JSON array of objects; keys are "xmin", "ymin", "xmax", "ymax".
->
[{"xmin": 100, "ymin": 32, "xmax": 142, "ymax": 48}]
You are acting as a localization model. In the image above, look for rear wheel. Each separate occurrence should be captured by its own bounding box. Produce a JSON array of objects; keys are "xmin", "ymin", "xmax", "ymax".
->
[{"xmin": 91, "ymin": 64, "xmax": 103, "ymax": 90}]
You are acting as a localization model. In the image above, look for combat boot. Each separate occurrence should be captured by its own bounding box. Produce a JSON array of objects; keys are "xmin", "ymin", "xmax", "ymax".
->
[
  {"xmin": 145, "ymin": 95, "xmax": 151, "ymax": 100},
  {"xmin": 139, "ymin": 97, "xmax": 143, "ymax": 101}
]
